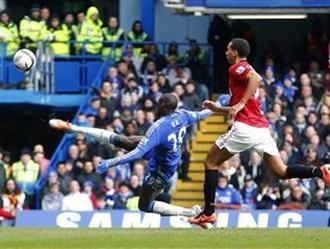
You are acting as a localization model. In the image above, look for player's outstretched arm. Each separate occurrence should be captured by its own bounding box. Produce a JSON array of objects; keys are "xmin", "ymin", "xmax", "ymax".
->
[
  {"xmin": 184, "ymin": 94, "xmax": 231, "ymax": 123},
  {"xmin": 202, "ymin": 100, "xmax": 232, "ymax": 114},
  {"xmin": 96, "ymin": 146, "xmax": 146, "ymax": 174},
  {"xmin": 96, "ymin": 123, "xmax": 160, "ymax": 174}
]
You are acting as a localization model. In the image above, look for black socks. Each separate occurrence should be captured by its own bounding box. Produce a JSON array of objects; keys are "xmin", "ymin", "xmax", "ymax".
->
[
  {"xmin": 203, "ymin": 170, "xmax": 218, "ymax": 216},
  {"xmin": 286, "ymin": 164, "xmax": 323, "ymax": 179}
]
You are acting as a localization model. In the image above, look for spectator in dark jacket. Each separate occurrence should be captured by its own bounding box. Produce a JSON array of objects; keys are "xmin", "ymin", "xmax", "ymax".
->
[
  {"xmin": 182, "ymin": 80, "xmax": 201, "ymax": 111},
  {"xmin": 207, "ymin": 15, "xmax": 230, "ymax": 93},
  {"xmin": 56, "ymin": 161, "xmax": 72, "ymax": 195},
  {"xmin": 76, "ymin": 161, "xmax": 103, "ymax": 192},
  {"xmin": 245, "ymin": 151, "xmax": 265, "ymax": 185},
  {"xmin": 282, "ymin": 185, "xmax": 311, "ymax": 209},
  {"xmin": 113, "ymin": 182, "xmax": 133, "ymax": 209}
]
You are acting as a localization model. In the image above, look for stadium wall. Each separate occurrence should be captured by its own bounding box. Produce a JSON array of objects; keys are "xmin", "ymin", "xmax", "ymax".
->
[
  {"xmin": 14, "ymin": 210, "xmax": 330, "ymax": 228},
  {"xmin": 119, "ymin": 0, "xmax": 210, "ymax": 43}
]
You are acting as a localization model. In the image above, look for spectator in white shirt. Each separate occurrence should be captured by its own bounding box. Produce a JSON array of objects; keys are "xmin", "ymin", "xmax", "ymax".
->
[{"xmin": 61, "ymin": 180, "xmax": 93, "ymax": 211}]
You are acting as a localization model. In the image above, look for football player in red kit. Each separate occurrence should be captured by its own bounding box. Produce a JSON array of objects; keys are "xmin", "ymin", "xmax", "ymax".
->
[{"xmin": 188, "ymin": 38, "xmax": 330, "ymax": 228}]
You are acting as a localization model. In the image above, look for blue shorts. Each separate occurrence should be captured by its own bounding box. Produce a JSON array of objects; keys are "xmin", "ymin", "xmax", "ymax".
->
[{"xmin": 143, "ymin": 169, "xmax": 168, "ymax": 193}]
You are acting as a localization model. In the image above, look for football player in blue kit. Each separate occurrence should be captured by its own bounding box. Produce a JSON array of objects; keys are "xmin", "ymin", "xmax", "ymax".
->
[{"xmin": 50, "ymin": 93, "xmax": 230, "ymax": 217}]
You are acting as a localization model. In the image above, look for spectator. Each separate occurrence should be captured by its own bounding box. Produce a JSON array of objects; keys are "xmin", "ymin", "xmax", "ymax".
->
[
  {"xmin": 40, "ymin": 6, "xmax": 50, "ymax": 25},
  {"xmin": 0, "ymin": 152, "xmax": 5, "ymax": 193},
  {"xmin": 157, "ymin": 73, "xmax": 172, "ymax": 93},
  {"xmin": 281, "ymin": 185, "xmax": 311, "ymax": 209},
  {"xmin": 317, "ymin": 113, "xmax": 330, "ymax": 138},
  {"xmin": 207, "ymin": 15, "xmax": 230, "ymax": 93},
  {"xmin": 129, "ymin": 175, "xmax": 141, "ymax": 196},
  {"xmin": 19, "ymin": 6, "xmax": 46, "ymax": 52},
  {"xmin": 33, "ymin": 146, "xmax": 49, "ymax": 177},
  {"xmin": 104, "ymin": 67, "xmax": 123, "ymax": 87},
  {"xmin": 147, "ymin": 81, "xmax": 162, "ymax": 102},
  {"xmin": 113, "ymin": 182, "xmax": 133, "ymax": 209},
  {"xmin": 245, "ymin": 150, "xmax": 265, "ymax": 185},
  {"xmin": 255, "ymin": 183, "xmax": 281, "ymax": 209},
  {"xmin": 78, "ymin": 6, "xmax": 103, "ymax": 55},
  {"xmin": 167, "ymin": 42, "xmax": 180, "ymax": 61},
  {"xmin": 99, "ymin": 80, "xmax": 118, "ymax": 117},
  {"xmin": 46, "ymin": 15, "xmax": 70, "ymax": 55},
  {"xmin": 141, "ymin": 43, "xmax": 167, "ymax": 72},
  {"xmin": 127, "ymin": 20, "xmax": 149, "ymax": 57},
  {"xmin": 102, "ymin": 176, "xmax": 115, "ymax": 208},
  {"xmin": 2, "ymin": 178, "xmax": 25, "ymax": 212},
  {"xmin": 61, "ymin": 180, "xmax": 93, "ymax": 211},
  {"xmin": 141, "ymin": 61, "xmax": 158, "ymax": 90},
  {"xmin": 182, "ymin": 39, "xmax": 207, "ymax": 81},
  {"xmin": 12, "ymin": 149, "xmax": 39, "ymax": 206},
  {"xmin": 182, "ymin": 80, "xmax": 201, "ymax": 111},
  {"xmin": 132, "ymin": 161, "xmax": 145, "ymax": 186},
  {"xmin": 121, "ymin": 77, "xmax": 143, "ymax": 100},
  {"xmin": 62, "ymin": 12, "xmax": 74, "ymax": 40},
  {"xmin": 56, "ymin": 161, "xmax": 72, "ymax": 195},
  {"xmin": 42, "ymin": 182, "xmax": 63, "ymax": 210},
  {"xmin": 162, "ymin": 55, "xmax": 184, "ymax": 86},
  {"xmin": 135, "ymin": 110, "xmax": 150, "ymax": 135},
  {"xmin": 0, "ymin": 11, "xmax": 20, "ymax": 56},
  {"xmin": 42, "ymin": 171, "xmax": 59, "ymax": 197},
  {"xmin": 282, "ymin": 77, "xmax": 298, "ymax": 103},
  {"xmin": 102, "ymin": 17, "xmax": 125, "ymax": 60},
  {"xmin": 241, "ymin": 175, "xmax": 258, "ymax": 206},
  {"xmin": 83, "ymin": 97, "xmax": 101, "ymax": 117},
  {"xmin": 83, "ymin": 181, "xmax": 97, "ymax": 209},
  {"xmin": 309, "ymin": 178, "xmax": 330, "ymax": 210},
  {"xmin": 76, "ymin": 161, "xmax": 103, "ymax": 191},
  {"xmin": 214, "ymin": 175, "xmax": 241, "ymax": 209}
]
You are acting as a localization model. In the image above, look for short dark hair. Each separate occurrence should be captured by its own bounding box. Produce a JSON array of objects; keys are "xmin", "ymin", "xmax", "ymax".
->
[
  {"xmin": 230, "ymin": 38, "xmax": 250, "ymax": 58},
  {"xmin": 158, "ymin": 93, "xmax": 178, "ymax": 112}
]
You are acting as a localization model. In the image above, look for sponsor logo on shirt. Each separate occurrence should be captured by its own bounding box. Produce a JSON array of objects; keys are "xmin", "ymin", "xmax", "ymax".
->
[{"xmin": 236, "ymin": 66, "xmax": 246, "ymax": 75}]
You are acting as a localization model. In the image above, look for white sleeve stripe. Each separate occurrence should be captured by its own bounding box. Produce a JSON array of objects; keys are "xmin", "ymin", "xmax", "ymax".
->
[
  {"xmin": 114, "ymin": 148, "xmax": 141, "ymax": 164},
  {"xmin": 145, "ymin": 119, "xmax": 162, "ymax": 137}
]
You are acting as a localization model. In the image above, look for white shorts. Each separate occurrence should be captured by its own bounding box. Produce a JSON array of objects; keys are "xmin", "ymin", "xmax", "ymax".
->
[{"xmin": 215, "ymin": 121, "xmax": 279, "ymax": 156}]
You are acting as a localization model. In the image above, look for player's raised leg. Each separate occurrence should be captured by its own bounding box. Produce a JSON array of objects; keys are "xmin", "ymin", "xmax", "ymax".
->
[
  {"xmin": 49, "ymin": 118, "xmax": 140, "ymax": 151},
  {"xmin": 263, "ymin": 153, "xmax": 330, "ymax": 186},
  {"xmin": 188, "ymin": 144, "xmax": 233, "ymax": 226}
]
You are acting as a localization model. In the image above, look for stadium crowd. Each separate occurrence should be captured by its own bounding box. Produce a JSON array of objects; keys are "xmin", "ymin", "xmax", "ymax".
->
[{"xmin": 0, "ymin": 6, "xmax": 330, "ymax": 224}]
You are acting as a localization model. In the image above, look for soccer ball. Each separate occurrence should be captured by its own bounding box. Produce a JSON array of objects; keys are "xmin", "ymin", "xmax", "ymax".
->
[{"xmin": 13, "ymin": 49, "xmax": 36, "ymax": 71}]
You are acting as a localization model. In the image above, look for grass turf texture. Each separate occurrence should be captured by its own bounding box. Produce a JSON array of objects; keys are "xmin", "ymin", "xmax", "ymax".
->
[{"xmin": 0, "ymin": 228, "xmax": 329, "ymax": 249}]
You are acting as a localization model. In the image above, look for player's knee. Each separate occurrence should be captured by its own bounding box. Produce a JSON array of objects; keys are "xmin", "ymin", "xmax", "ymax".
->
[
  {"xmin": 276, "ymin": 164, "xmax": 287, "ymax": 178},
  {"xmin": 204, "ymin": 157, "xmax": 218, "ymax": 170},
  {"xmin": 138, "ymin": 199, "xmax": 152, "ymax": 212}
]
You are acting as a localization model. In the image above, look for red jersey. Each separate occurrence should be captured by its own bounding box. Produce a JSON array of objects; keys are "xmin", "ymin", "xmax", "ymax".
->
[{"xmin": 228, "ymin": 60, "xmax": 269, "ymax": 128}]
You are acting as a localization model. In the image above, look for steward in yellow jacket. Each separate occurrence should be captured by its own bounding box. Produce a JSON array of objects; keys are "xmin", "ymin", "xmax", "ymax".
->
[
  {"xmin": 46, "ymin": 15, "xmax": 70, "ymax": 55},
  {"xmin": 12, "ymin": 149, "xmax": 40, "ymax": 195},
  {"xmin": 19, "ymin": 7, "xmax": 47, "ymax": 52},
  {"xmin": 127, "ymin": 20, "xmax": 149, "ymax": 57},
  {"xmin": 78, "ymin": 6, "xmax": 103, "ymax": 55},
  {"xmin": 102, "ymin": 17, "xmax": 125, "ymax": 60},
  {"xmin": 0, "ymin": 11, "xmax": 19, "ymax": 56}
]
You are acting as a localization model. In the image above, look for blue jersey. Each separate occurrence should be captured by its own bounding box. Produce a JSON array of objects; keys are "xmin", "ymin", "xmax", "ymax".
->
[
  {"xmin": 108, "ymin": 109, "xmax": 212, "ymax": 180},
  {"xmin": 104, "ymin": 94, "xmax": 231, "ymax": 180}
]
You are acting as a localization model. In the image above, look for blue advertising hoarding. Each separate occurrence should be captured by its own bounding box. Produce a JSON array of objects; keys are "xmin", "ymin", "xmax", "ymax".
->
[{"xmin": 15, "ymin": 210, "xmax": 330, "ymax": 228}]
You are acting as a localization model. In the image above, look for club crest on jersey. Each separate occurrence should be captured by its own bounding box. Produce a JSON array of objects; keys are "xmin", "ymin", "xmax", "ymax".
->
[{"xmin": 236, "ymin": 66, "xmax": 246, "ymax": 75}]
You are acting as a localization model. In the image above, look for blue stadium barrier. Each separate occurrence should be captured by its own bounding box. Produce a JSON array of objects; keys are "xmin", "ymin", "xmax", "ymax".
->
[
  {"xmin": 15, "ymin": 210, "xmax": 330, "ymax": 228},
  {"xmin": 0, "ymin": 41, "xmax": 212, "ymax": 93}
]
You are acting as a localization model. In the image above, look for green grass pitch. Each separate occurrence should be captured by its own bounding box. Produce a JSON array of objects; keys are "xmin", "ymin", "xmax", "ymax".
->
[{"xmin": 0, "ymin": 228, "xmax": 329, "ymax": 249}]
